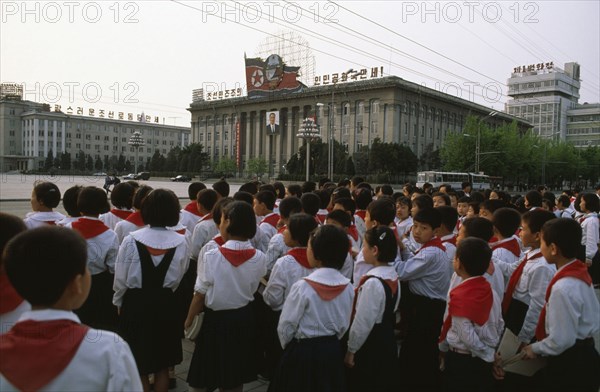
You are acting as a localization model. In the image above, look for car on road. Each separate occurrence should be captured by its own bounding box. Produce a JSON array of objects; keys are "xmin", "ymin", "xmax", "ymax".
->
[
  {"xmin": 171, "ymin": 175, "xmax": 191, "ymax": 182},
  {"xmin": 123, "ymin": 172, "xmax": 151, "ymax": 181},
  {"xmin": 123, "ymin": 173, "xmax": 136, "ymax": 180},
  {"xmin": 93, "ymin": 172, "xmax": 107, "ymax": 177}
]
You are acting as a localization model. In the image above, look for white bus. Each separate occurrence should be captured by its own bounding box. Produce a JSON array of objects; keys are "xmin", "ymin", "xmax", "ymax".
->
[{"xmin": 416, "ymin": 171, "xmax": 491, "ymax": 191}]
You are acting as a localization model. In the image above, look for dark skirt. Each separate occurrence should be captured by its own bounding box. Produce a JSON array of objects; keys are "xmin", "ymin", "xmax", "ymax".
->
[
  {"xmin": 268, "ymin": 335, "xmax": 346, "ymax": 392},
  {"xmin": 187, "ymin": 303, "xmax": 257, "ymax": 390},
  {"xmin": 443, "ymin": 350, "xmax": 492, "ymax": 392},
  {"xmin": 542, "ymin": 338, "xmax": 600, "ymax": 392},
  {"xmin": 119, "ymin": 287, "xmax": 182, "ymax": 375},
  {"xmin": 174, "ymin": 258, "xmax": 197, "ymax": 338},
  {"xmin": 75, "ymin": 271, "xmax": 118, "ymax": 332}
]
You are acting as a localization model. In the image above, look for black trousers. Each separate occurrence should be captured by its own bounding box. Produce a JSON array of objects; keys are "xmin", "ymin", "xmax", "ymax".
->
[{"xmin": 443, "ymin": 351, "xmax": 492, "ymax": 392}]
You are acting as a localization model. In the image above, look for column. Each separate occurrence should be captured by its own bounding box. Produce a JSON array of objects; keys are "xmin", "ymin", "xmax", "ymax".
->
[
  {"xmin": 43, "ymin": 119, "xmax": 49, "ymax": 158},
  {"xmin": 61, "ymin": 121, "xmax": 66, "ymax": 153},
  {"xmin": 245, "ymin": 112, "xmax": 252, "ymax": 167},
  {"xmin": 33, "ymin": 119, "xmax": 39, "ymax": 157},
  {"xmin": 52, "ymin": 120, "xmax": 58, "ymax": 156},
  {"xmin": 254, "ymin": 111, "xmax": 261, "ymax": 158}
]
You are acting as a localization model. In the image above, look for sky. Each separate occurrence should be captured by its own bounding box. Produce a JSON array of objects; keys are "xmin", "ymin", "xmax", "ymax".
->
[{"xmin": 1, "ymin": 0, "xmax": 599, "ymax": 126}]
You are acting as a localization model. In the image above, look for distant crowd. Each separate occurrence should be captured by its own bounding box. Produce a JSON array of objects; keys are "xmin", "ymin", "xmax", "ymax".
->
[{"xmin": 1, "ymin": 176, "xmax": 599, "ymax": 392}]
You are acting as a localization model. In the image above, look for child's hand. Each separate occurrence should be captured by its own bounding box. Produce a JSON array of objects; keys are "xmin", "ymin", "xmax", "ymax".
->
[
  {"xmin": 184, "ymin": 316, "xmax": 193, "ymax": 330},
  {"xmin": 117, "ymin": 307, "xmax": 121, "ymax": 316},
  {"xmin": 522, "ymin": 345, "xmax": 537, "ymax": 360},
  {"xmin": 492, "ymin": 352, "xmax": 505, "ymax": 380},
  {"xmin": 438, "ymin": 351, "xmax": 446, "ymax": 371},
  {"xmin": 344, "ymin": 351, "xmax": 355, "ymax": 368}
]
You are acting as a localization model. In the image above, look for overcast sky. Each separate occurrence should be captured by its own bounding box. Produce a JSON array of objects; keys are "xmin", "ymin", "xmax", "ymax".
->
[{"xmin": 2, "ymin": 0, "xmax": 598, "ymax": 125}]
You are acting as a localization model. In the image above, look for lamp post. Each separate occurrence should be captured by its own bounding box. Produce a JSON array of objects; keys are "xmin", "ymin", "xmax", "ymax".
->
[
  {"xmin": 297, "ymin": 117, "xmax": 321, "ymax": 182},
  {"xmin": 128, "ymin": 131, "xmax": 144, "ymax": 174},
  {"xmin": 476, "ymin": 111, "xmax": 498, "ymax": 173}
]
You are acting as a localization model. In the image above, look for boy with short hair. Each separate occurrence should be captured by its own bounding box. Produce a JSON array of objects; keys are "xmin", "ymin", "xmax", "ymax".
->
[
  {"xmin": 189, "ymin": 189, "xmax": 219, "ymax": 260},
  {"xmin": 521, "ymin": 218, "xmax": 600, "ymax": 392},
  {"xmin": 325, "ymin": 209, "xmax": 356, "ymax": 279},
  {"xmin": 439, "ymin": 238, "xmax": 503, "ymax": 392},
  {"xmin": 0, "ymin": 227, "xmax": 142, "ymax": 391},
  {"xmin": 436, "ymin": 205, "xmax": 458, "ymax": 280},
  {"xmin": 265, "ymin": 196, "xmax": 303, "ymax": 271},
  {"xmin": 254, "ymin": 190, "xmax": 280, "ymax": 241},
  {"xmin": 491, "ymin": 208, "xmax": 523, "ymax": 285},
  {"xmin": 353, "ymin": 187, "xmax": 373, "ymax": 239},
  {"xmin": 432, "ymin": 192, "xmax": 451, "ymax": 208},
  {"xmin": 455, "ymin": 196, "xmax": 471, "ymax": 233},
  {"xmin": 180, "ymin": 182, "xmax": 207, "ymax": 233}
]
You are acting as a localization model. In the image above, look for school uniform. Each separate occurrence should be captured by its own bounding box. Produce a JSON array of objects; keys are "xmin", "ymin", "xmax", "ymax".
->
[
  {"xmin": 354, "ymin": 210, "xmax": 367, "ymax": 240},
  {"xmin": 0, "ymin": 309, "xmax": 142, "ymax": 392},
  {"xmin": 317, "ymin": 209, "xmax": 328, "ymax": 224},
  {"xmin": 580, "ymin": 213, "xmax": 600, "ymax": 283},
  {"xmin": 347, "ymin": 266, "xmax": 400, "ymax": 392},
  {"xmin": 252, "ymin": 222, "xmax": 270, "ymax": 253},
  {"xmin": 187, "ymin": 240, "xmax": 267, "ymax": 390},
  {"xmin": 114, "ymin": 210, "xmax": 145, "ymax": 244},
  {"xmin": 180, "ymin": 201, "xmax": 203, "ymax": 234},
  {"xmin": 0, "ymin": 274, "xmax": 30, "ymax": 334},
  {"xmin": 264, "ymin": 248, "xmax": 314, "ymax": 312},
  {"xmin": 491, "ymin": 235, "xmax": 523, "ymax": 287},
  {"xmin": 23, "ymin": 211, "xmax": 65, "ymax": 229},
  {"xmin": 531, "ymin": 260, "xmax": 600, "ymax": 392},
  {"xmin": 439, "ymin": 276, "xmax": 504, "ymax": 392},
  {"xmin": 189, "ymin": 213, "xmax": 218, "ymax": 261},
  {"xmin": 396, "ymin": 216, "xmax": 413, "ymax": 238},
  {"xmin": 113, "ymin": 227, "xmax": 188, "ymax": 375},
  {"xmin": 353, "ymin": 243, "xmax": 401, "ymax": 288},
  {"xmin": 57, "ymin": 216, "xmax": 79, "ymax": 226},
  {"xmin": 396, "ymin": 237, "xmax": 450, "ymax": 391},
  {"xmin": 269, "ymin": 267, "xmax": 354, "ymax": 392},
  {"xmin": 265, "ymin": 229, "xmax": 291, "ymax": 272},
  {"xmin": 441, "ymin": 233, "xmax": 457, "ymax": 281},
  {"xmin": 347, "ymin": 225, "xmax": 362, "ymax": 255},
  {"xmin": 67, "ymin": 217, "xmax": 119, "ymax": 331},
  {"xmin": 99, "ymin": 208, "xmax": 132, "ymax": 230},
  {"xmin": 259, "ymin": 212, "xmax": 281, "ymax": 242}
]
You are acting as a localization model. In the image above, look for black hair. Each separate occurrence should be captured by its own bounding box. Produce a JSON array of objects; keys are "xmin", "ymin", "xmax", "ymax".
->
[
  {"xmin": 413, "ymin": 194, "xmax": 434, "ymax": 211},
  {"xmin": 259, "ymin": 184, "xmax": 276, "ymax": 194},
  {"xmin": 4, "ymin": 227, "xmax": 87, "ymax": 306},
  {"xmin": 455, "ymin": 237, "xmax": 491, "ymax": 277},
  {"xmin": 188, "ymin": 182, "xmax": 207, "ymax": 200},
  {"xmin": 62, "ymin": 185, "xmax": 83, "ymax": 217},
  {"xmin": 521, "ymin": 209, "xmax": 556, "ymax": 234},
  {"xmin": 233, "ymin": 191, "xmax": 255, "ymax": 206},
  {"xmin": 413, "ymin": 208, "xmax": 442, "ymax": 229},
  {"xmin": 327, "ymin": 209, "xmax": 352, "ymax": 228},
  {"xmin": 351, "ymin": 176, "xmax": 365, "ymax": 187},
  {"xmin": 556, "ymin": 194, "xmax": 571, "ymax": 208},
  {"xmin": 0, "ymin": 213, "xmax": 27, "ymax": 263},
  {"xmin": 436, "ymin": 205, "xmax": 459, "ymax": 232},
  {"xmin": 318, "ymin": 177, "xmax": 330, "ymax": 189},
  {"xmin": 273, "ymin": 182, "xmax": 286, "ymax": 199},
  {"xmin": 212, "ymin": 180, "xmax": 230, "ymax": 197},
  {"xmin": 332, "ymin": 186, "xmax": 352, "ymax": 202},
  {"xmin": 470, "ymin": 191, "xmax": 485, "ymax": 203},
  {"xmin": 132, "ymin": 185, "xmax": 153, "ymax": 210},
  {"xmin": 542, "ymin": 198, "xmax": 555, "ymax": 211},
  {"xmin": 301, "ymin": 181, "xmax": 316, "ymax": 193},
  {"xmin": 468, "ymin": 201, "xmax": 480, "ymax": 215},
  {"xmin": 197, "ymin": 189, "xmax": 219, "ymax": 211},
  {"xmin": 354, "ymin": 187, "xmax": 373, "ymax": 210},
  {"xmin": 110, "ymin": 182, "xmax": 135, "ymax": 209},
  {"xmin": 581, "ymin": 192, "xmax": 600, "ymax": 213},
  {"xmin": 356, "ymin": 182, "xmax": 373, "ymax": 191},
  {"xmin": 525, "ymin": 190, "xmax": 543, "ymax": 208},
  {"xmin": 288, "ymin": 213, "xmax": 319, "ymax": 247},
  {"xmin": 255, "ymin": 190, "xmax": 277, "ymax": 211},
  {"xmin": 364, "ymin": 226, "xmax": 398, "ymax": 263},
  {"xmin": 301, "ymin": 192, "xmax": 320, "ymax": 216},
  {"xmin": 222, "ymin": 201, "xmax": 257, "ymax": 239},
  {"xmin": 279, "ymin": 196, "xmax": 303, "ymax": 219},
  {"xmin": 239, "ymin": 181, "xmax": 259, "ymax": 195},
  {"xmin": 480, "ymin": 199, "xmax": 506, "ymax": 214},
  {"xmin": 462, "ymin": 217, "xmax": 494, "ymax": 242},
  {"xmin": 366, "ymin": 198, "xmax": 396, "ymax": 226},
  {"xmin": 432, "ymin": 192, "xmax": 451, "ymax": 206},
  {"xmin": 309, "ymin": 225, "xmax": 348, "ymax": 270},
  {"xmin": 286, "ymin": 184, "xmax": 302, "ymax": 198},
  {"xmin": 314, "ymin": 189, "xmax": 330, "ymax": 209},
  {"xmin": 541, "ymin": 218, "xmax": 581, "ymax": 258},
  {"xmin": 334, "ymin": 197, "xmax": 356, "ymax": 215},
  {"xmin": 337, "ymin": 178, "xmax": 351, "ymax": 188},
  {"xmin": 213, "ymin": 197, "xmax": 234, "ymax": 226},
  {"xmin": 77, "ymin": 186, "xmax": 110, "ymax": 216},
  {"xmin": 379, "ymin": 185, "xmax": 394, "ymax": 196},
  {"xmin": 141, "ymin": 189, "xmax": 180, "ymax": 227},
  {"xmin": 395, "ymin": 195, "xmax": 412, "ymax": 209},
  {"xmin": 457, "ymin": 196, "xmax": 471, "ymax": 204},
  {"xmin": 492, "ymin": 207, "xmax": 521, "ymax": 238},
  {"xmin": 33, "ymin": 181, "xmax": 61, "ymax": 209},
  {"xmin": 461, "ymin": 181, "xmax": 472, "ymax": 190}
]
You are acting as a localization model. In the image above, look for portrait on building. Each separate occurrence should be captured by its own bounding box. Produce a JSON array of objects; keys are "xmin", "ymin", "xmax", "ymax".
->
[{"xmin": 266, "ymin": 111, "xmax": 280, "ymax": 134}]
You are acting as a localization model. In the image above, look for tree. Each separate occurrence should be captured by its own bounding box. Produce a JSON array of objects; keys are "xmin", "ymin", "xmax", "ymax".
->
[
  {"xmin": 419, "ymin": 143, "xmax": 441, "ymax": 171},
  {"xmin": 344, "ymin": 156, "xmax": 355, "ymax": 176},
  {"xmin": 214, "ymin": 158, "xmax": 237, "ymax": 177},
  {"xmin": 60, "ymin": 152, "xmax": 71, "ymax": 171},
  {"xmin": 124, "ymin": 160, "xmax": 132, "ymax": 172},
  {"xmin": 95, "ymin": 156, "xmax": 103, "ymax": 171},
  {"xmin": 103, "ymin": 156, "xmax": 110, "ymax": 172},
  {"xmin": 165, "ymin": 146, "xmax": 181, "ymax": 172},
  {"xmin": 86, "ymin": 155, "xmax": 94, "ymax": 171},
  {"xmin": 44, "ymin": 149, "xmax": 54, "ymax": 170},
  {"xmin": 76, "ymin": 150, "xmax": 86, "ymax": 171},
  {"xmin": 247, "ymin": 157, "xmax": 268, "ymax": 179},
  {"xmin": 117, "ymin": 154, "xmax": 126, "ymax": 172}
]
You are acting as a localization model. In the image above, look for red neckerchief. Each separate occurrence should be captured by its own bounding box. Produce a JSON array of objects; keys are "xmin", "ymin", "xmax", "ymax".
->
[
  {"xmin": 487, "ymin": 259, "xmax": 495, "ymax": 275},
  {"xmin": 213, "ymin": 235, "xmax": 225, "ymax": 246},
  {"xmin": 277, "ymin": 225, "xmax": 287, "ymax": 234},
  {"xmin": 535, "ymin": 260, "xmax": 592, "ymax": 341},
  {"xmin": 45, "ymin": 221, "xmax": 56, "ymax": 226},
  {"xmin": 442, "ymin": 235, "xmax": 457, "ymax": 247},
  {"xmin": 348, "ymin": 225, "xmax": 359, "ymax": 241},
  {"xmin": 455, "ymin": 219, "xmax": 461, "ymax": 232},
  {"xmin": 317, "ymin": 213, "xmax": 327, "ymax": 224},
  {"xmin": 199, "ymin": 213, "xmax": 213, "ymax": 223},
  {"xmin": 176, "ymin": 228, "xmax": 186, "ymax": 235},
  {"xmin": 489, "ymin": 236, "xmax": 498, "ymax": 244},
  {"xmin": 351, "ymin": 274, "xmax": 398, "ymax": 320},
  {"xmin": 416, "ymin": 237, "xmax": 446, "ymax": 254},
  {"xmin": 355, "ymin": 210, "xmax": 367, "ymax": 221},
  {"xmin": 125, "ymin": 211, "xmax": 144, "ymax": 227},
  {"xmin": 184, "ymin": 201, "xmax": 201, "ymax": 217},
  {"xmin": 219, "ymin": 246, "xmax": 256, "ymax": 267},
  {"xmin": 261, "ymin": 213, "xmax": 281, "ymax": 229},
  {"xmin": 0, "ymin": 274, "xmax": 24, "ymax": 314},
  {"xmin": 502, "ymin": 251, "xmax": 544, "ymax": 314},
  {"xmin": 72, "ymin": 218, "xmax": 110, "ymax": 240},
  {"xmin": 439, "ymin": 276, "xmax": 492, "ymax": 343},
  {"xmin": 492, "ymin": 237, "xmax": 521, "ymax": 258},
  {"xmin": 304, "ymin": 278, "xmax": 348, "ymax": 301},
  {"xmin": 0, "ymin": 319, "xmax": 89, "ymax": 391},
  {"xmin": 110, "ymin": 209, "xmax": 131, "ymax": 220},
  {"xmin": 287, "ymin": 248, "xmax": 310, "ymax": 269},
  {"xmin": 578, "ymin": 216, "xmax": 588, "ymax": 224}
]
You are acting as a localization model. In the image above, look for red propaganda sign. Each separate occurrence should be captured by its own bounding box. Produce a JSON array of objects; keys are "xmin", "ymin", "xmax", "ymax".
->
[{"xmin": 245, "ymin": 54, "xmax": 305, "ymax": 98}]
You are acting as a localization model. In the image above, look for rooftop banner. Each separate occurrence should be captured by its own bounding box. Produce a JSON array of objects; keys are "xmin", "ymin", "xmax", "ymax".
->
[{"xmin": 245, "ymin": 54, "xmax": 305, "ymax": 98}]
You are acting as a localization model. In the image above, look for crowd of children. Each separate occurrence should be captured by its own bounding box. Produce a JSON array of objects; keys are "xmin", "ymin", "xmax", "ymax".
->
[{"xmin": 0, "ymin": 177, "xmax": 599, "ymax": 392}]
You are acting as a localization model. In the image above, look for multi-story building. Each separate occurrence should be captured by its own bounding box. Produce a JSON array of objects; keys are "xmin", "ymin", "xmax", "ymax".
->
[
  {"xmin": 566, "ymin": 103, "xmax": 600, "ymax": 148},
  {"xmin": 0, "ymin": 90, "xmax": 190, "ymax": 172},
  {"xmin": 506, "ymin": 62, "xmax": 581, "ymax": 141},
  {"xmin": 189, "ymin": 75, "xmax": 530, "ymax": 177}
]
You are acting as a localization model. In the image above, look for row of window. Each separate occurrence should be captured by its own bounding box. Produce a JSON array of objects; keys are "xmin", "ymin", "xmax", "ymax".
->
[{"xmin": 22, "ymin": 119, "xmax": 186, "ymax": 137}]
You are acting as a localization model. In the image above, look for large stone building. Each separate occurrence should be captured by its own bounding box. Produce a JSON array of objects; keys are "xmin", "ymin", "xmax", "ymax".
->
[
  {"xmin": 566, "ymin": 103, "xmax": 600, "ymax": 148},
  {"xmin": 0, "ymin": 90, "xmax": 190, "ymax": 172},
  {"xmin": 189, "ymin": 75, "xmax": 530, "ymax": 177}
]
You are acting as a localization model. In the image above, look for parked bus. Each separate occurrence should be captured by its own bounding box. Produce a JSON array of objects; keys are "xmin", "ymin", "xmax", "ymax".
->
[{"xmin": 416, "ymin": 171, "xmax": 491, "ymax": 191}]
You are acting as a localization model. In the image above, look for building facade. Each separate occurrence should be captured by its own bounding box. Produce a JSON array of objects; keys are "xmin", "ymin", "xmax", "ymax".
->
[
  {"xmin": 189, "ymin": 76, "xmax": 530, "ymax": 177},
  {"xmin": 566, "ymin": 103, "xmax": 600, "ymax": 148},
  {"xmin": 0, "ymin": 95, "xmax": 190, "ymax": 172}
]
